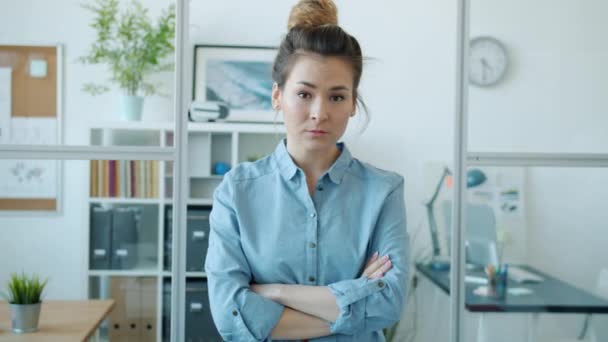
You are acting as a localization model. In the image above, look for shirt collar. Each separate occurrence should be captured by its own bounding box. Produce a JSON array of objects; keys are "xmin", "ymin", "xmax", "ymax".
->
[
  {"xmin": 273, "ymin": 139, "xmax": 353, "ymax": 184},
  {"xmin": 274, "ymin": 139, "xmax": 299, "ymax": 181}
]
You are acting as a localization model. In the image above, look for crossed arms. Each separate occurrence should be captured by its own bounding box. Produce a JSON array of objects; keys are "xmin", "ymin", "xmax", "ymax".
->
[{"xmin": 251, "ymin": 252, "xmax": 393, "ymax": 340}]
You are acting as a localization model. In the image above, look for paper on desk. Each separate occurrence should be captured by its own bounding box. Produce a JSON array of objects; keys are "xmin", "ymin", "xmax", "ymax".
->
[
  {"xmin": 473, "ymin": 286, "xmax": 533, "ymax": 297},
  {"xmin": 508, "ymin": 287, "xmax": 533, "ymax": 296},
  {"xmin": 465, "ymin": 275, "xmax": 488, "ymax": 285}
]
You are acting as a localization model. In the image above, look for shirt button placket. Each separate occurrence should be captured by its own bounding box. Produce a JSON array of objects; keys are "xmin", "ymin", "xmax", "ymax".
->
[{"xmin": 309, "ymin": 209, "xmax": 318, "ymax": 284}]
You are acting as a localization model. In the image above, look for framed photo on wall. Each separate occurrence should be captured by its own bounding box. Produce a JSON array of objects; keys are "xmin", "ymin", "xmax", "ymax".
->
[{"xmin": 193, "ymin": 45, "xmax": 281, "ymax": 123}]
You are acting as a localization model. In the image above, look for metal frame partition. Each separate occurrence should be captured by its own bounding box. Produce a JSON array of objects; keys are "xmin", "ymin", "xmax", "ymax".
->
[
  {"xmin": 451, "ymin": 0, "xmax": 470, "ymax": 341},
  {"xmin": 171, "ymin": 0, "xmax": 190, "ymax": 341}
]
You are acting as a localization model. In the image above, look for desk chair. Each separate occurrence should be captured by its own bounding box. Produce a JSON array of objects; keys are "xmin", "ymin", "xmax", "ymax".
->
[
  {"xmin": 441, "ymin": 201, "xmax": 499, "ymax": 266},
  {"xmin": 550, "ymin": 268, "xmax": 608, "ymax": 342}
]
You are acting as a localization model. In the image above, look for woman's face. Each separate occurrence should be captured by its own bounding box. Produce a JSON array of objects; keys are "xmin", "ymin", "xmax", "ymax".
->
[{"xmin": 272, "ymin": 53, "xmax": 356, "ymax": 154}]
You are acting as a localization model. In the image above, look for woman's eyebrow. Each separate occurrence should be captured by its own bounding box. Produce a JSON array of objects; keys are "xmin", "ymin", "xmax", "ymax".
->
[{"xmin": 297, "ymin": 81, "xmax": 350, "ymax": 91}]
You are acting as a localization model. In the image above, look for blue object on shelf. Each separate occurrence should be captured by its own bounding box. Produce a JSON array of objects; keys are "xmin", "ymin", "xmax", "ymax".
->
[
  {"xmin": 213, "ymin": 162, "xmax": 230, "ymax": 175},
  {"xmin": 467, "ymin": 169, "xmax": 487, "ymax": 188}
]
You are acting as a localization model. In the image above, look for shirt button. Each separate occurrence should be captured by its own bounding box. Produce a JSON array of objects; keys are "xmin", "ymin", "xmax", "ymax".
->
[
  {"xmin": 308, "ymin": 276, "xmax": 316, "ymax": 282},
  {"xmin": 232, "ymin": 310, "xmax": 238, "ymax": 316},
  {"xmin": 377, "ymin": 281, "xmax": 385, "ymax": 288},
  {"xmin": 310, "ymin": 212, "xmax": 316, "ymax": 218},
  {"xmin": 309, "ymin": 242, "xmax": 316, "ymax": 248}
]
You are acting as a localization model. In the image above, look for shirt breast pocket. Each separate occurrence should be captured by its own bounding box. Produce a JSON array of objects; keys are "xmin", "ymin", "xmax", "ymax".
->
[
  {"xmin": 240, "ymin": 215, "xmax": 308, "ymax": 284},
  {"xmin": 321, "ymin": 209, "xmax": 372, "ymax": 278}
]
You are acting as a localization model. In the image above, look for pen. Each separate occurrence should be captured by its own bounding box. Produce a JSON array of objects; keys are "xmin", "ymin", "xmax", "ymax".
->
[{"xmin": 486, "ymin": 264, "xmax": 495, "ymax": 280}]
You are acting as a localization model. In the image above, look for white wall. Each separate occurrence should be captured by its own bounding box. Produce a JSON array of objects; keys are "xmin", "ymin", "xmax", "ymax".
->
[
  {"xmin": 469, "ymin": 0, "xmax": 608, "ymax": 154},
  {"xmin": 1, "ymin": 0, "xmax": 606, "ymax": 339}
]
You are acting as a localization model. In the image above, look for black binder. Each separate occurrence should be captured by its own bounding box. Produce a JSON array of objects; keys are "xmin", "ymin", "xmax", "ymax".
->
[
  {"xmin": 186, "ymin": 209, "xmax": 211, "ymax": 272},
  {"xmin": 162, "ymin": 280, "xmax": 171, "ymax": 342},
  {"xmin": 185, "ymin": 280, "xmax": 222, "ymax": 341},
  {"xmin": 164, "ymin": 206, "xmax": 211, "ymax": 272},
  {"xmin": 90, "ymin": 207, "xmax": 113, "ymax": 269},
  {"xmin": 164, "ymin": 207, "xmax": 173, "ymax": 270},
  {"xmin": 111, "ymin": 207, "xmax": 140, "ymax": 269}
]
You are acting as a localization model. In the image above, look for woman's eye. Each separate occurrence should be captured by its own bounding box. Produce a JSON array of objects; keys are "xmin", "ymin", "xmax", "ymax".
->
[
  {"xmin": 298, "ymin": 92, "xmax": 311, "ymax": 99},
  {"xmin": 330, "ymin": 95, "xmax": 345, "ymax": 102}
]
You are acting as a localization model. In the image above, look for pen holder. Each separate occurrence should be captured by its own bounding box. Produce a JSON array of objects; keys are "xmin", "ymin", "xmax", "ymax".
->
[{"xmin": 487, "ymin": 265, "xmax": 508, "ymax": 299}]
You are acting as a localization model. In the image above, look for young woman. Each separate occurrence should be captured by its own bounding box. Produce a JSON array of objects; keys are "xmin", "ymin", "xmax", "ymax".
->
[{"xmin": 205, "ymin": 1, "xmax": 409, "ymax": 341}]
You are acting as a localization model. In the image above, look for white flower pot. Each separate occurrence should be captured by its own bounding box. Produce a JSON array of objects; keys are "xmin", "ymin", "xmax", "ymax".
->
[
  {"xmin": 120, "ymin": 95, "xmax": 144, "ymax": 121},
  {"xmin": 10, "ymin": 302, "xmax": 41, "ymax": 333}
]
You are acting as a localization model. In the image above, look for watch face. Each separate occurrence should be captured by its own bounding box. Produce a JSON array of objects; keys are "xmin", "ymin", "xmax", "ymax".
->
[{"xmin": 469, "ymin": 37, "xmax": 508, "ymax": 87}]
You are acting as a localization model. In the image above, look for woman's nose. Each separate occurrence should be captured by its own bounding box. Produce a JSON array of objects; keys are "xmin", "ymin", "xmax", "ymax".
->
[{"xmin": 310, "ymin": 99, "xmax": 329, "ymax": 121}]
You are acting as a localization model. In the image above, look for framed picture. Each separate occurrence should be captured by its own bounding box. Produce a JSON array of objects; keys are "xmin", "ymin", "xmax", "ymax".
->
[{"xmin": 193, "ymin": 45, "xmax": 281, "ymax": 123}]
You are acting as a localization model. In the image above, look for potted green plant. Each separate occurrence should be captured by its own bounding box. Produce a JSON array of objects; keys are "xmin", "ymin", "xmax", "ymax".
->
[
  {"xmin": 79, "ymin": 0, "xmax": 176, "ymax": 121},
  {"xmin": 1, "ymin": 273, "xmax": 48, "ymax": 333}
]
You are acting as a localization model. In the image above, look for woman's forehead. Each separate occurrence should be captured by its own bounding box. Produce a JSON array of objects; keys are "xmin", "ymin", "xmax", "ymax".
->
[{"xmin": 286, "ymin": 53, "xmax": 354, "ymax": 88}]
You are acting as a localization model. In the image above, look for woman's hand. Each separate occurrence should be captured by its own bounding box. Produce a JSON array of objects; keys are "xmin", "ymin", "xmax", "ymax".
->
[{"xmin": 361, "ymin": 251, "xmax": 392, "ymax": 279}]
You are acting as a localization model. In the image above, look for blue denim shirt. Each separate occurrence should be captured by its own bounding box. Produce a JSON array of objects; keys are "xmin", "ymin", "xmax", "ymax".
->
[{"xmin": 204, "ymin": 140, "xmax": 409, "ymax": 342}]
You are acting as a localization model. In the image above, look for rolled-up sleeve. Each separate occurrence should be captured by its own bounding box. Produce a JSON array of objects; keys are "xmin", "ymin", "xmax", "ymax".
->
[
  {"xmin": 327, "ymin": 177, "xmax": 409, "ymax": 335},
  {"xmin": 204, "ymin": 174, "xmax": 285, "ymax": 341}
]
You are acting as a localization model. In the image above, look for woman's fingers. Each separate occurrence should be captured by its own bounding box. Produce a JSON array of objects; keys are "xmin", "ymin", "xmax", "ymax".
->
[
  {"xmin": 362, "ymin": 252, "xmax": 379, "ymax": 277},
  {"xmin": 363, "ymin": 254, "xmax": 391, "ymax": 278},
  {"xmin": 371, "ymin": 259, "xmax": 393, "ymax": 279},
  {"xmin": 364, "ymin": 251, "xmax": 379, "ymax": 269}
]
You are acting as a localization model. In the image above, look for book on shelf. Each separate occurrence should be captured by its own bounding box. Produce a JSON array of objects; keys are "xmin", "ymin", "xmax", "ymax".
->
[
  {"xmin": 109, "ymin": 160, "xmax": 116, "ymax": 197},
  {"xmin": 90, "ymin": 160, "xmax": 99, "ymax": 197},
  {"xmin": 102, "ymin": 160, "xmax": 108, "ymax": 197},
  {"xmin": 90, "ymin": 160, "xmax": 159, "ymax": 199}
]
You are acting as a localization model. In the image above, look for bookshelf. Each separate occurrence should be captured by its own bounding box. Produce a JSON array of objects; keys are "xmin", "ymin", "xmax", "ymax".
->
[{"xmin": 86, "ymin": 121, "xmax": 286, "ymax": 342}]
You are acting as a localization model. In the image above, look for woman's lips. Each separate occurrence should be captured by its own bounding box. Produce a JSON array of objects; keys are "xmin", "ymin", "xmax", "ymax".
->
[{"xmin": 308, "ymin": 130, "xmax": 328, "ymax": 136}]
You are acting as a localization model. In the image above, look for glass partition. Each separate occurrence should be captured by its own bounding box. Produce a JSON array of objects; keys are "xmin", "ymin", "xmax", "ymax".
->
[
  {"xmin": 468, "ymin": 1, "xmax": 608, "ymax": 154},
  {"xmin": 0, "ymin": 0, "xmax": 177, "ymax": 148}
]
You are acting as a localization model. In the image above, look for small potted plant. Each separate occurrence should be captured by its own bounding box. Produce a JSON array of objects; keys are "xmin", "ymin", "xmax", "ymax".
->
[
  {"xmin": 2, "ymin": 272, "xmax": 48, "ymax": 333},
  {"xmin": 79, "ymin": 0, "xmax": 176, "ymax": 121}
]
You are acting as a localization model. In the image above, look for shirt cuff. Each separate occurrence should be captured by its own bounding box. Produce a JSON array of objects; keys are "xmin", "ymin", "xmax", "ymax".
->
[
  {"xmin": 327, "ymin": 277, "xmax": 387, "ymax": 334},
  {"xmin": 231, "ymin": 292, "xmax": 285, "ymax": 341}
]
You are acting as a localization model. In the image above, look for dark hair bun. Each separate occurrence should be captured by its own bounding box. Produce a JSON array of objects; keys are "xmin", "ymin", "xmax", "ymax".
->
[{"xmin": 287, "ymin": 0, "xmax": 338, "ymax": 31}]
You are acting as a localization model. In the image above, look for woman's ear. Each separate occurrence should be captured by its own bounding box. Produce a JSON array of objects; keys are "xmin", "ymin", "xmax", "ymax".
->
[{"xmin": 272, "ymin": 83, "xmax": 281, "ymax": 111}]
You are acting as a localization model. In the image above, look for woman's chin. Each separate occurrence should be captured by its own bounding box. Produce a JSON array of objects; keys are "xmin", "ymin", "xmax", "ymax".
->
[{"xmin": 302, "ymin": 138, "xmax": 337, "ymax": 152}]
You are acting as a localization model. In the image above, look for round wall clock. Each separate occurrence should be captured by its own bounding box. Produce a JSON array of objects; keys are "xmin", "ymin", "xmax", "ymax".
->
[{"xmin": 469, "ymin": 36, "xmax": 509, "ymax": 87}]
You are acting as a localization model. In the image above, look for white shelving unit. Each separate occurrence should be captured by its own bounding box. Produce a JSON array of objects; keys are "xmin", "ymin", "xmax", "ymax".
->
[{"xmin": 86, "ymin": 121, "xmax": 286, "ymax": 342}]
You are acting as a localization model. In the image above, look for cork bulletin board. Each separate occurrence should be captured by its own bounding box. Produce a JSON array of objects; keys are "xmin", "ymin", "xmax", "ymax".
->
[{"xmin": 0, "ymin": 45, "xmax": 62, "ymax": 211}]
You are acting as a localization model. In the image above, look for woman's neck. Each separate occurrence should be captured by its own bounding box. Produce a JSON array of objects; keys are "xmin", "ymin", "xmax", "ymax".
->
[{"xmin": 286, "ymin": 141, "xmax": 341, "ymax": 181}]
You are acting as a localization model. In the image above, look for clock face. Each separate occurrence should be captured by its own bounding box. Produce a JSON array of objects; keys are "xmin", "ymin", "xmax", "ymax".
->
[{"xmin": 469, "ymin": 37, "xmax": 508, "ymax": 87}]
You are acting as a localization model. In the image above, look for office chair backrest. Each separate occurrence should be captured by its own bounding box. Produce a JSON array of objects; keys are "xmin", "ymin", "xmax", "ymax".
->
[
  {"xmin": 597, "ymin": 269, "xmax": 608, "ymax": 298},
  {"xmin": 592, "ymin": 268, "xmax": 608, "ymax": 341},
  {"xmin": 441, "ymin": 201, "xmax": 498, "ymax": 266}
]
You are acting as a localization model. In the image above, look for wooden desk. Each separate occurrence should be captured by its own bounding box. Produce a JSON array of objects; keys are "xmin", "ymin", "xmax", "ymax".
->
[{"xmin": 0, "ymin": 300, "xmax": 114, "ymax": 342}]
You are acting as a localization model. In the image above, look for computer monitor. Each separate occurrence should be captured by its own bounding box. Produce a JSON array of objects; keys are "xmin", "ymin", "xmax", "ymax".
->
[{"xmin": 441, "ymin": 201, "xmax": 499, "ymax": 267}]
